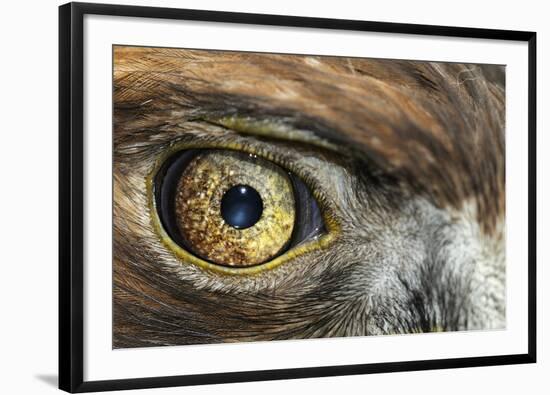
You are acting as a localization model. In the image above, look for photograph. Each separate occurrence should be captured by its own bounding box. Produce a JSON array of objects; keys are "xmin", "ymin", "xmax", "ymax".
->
[{"xmin": 113, "ymin": 46, "xmax": 506, "ymax": 348}]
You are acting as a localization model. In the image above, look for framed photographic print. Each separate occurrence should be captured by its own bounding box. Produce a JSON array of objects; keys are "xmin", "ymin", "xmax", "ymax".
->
[{"xmin": 59, "ymin": 2, "xmax": 537, "ymax": 393}]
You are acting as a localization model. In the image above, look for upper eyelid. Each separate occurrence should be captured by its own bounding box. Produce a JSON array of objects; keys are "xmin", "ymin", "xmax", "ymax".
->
[
  {"xmin": 113, "ymin": 77, "xmax": 351, "ymax": 155},
  {"xmin": 206, "ymin": 115, "xmax": 344, "ymax": 154},
  {"xmin": 115, "ymin": 115, "xmax": 352, "ymax": 220},
  {"xmin": 116, "ymin": 114, "xmax": 347, "ymax": 167}
]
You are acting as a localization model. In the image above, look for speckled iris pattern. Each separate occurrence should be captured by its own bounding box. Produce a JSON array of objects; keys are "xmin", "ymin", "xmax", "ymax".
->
[{"xmin": 174, "ymin": 150, "xmax": 295, "ymax": 266}]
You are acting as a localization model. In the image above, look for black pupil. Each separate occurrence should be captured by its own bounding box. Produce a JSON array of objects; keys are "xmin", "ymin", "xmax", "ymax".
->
[{"xmin": 220, "ymin": 185, "xmax": 263, "ymax": 229}]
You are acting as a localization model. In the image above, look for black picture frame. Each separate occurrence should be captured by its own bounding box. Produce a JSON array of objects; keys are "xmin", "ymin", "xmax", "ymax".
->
[{"xmin": 59, "ymin": 2, "xmax": 537, "ymax": 393}]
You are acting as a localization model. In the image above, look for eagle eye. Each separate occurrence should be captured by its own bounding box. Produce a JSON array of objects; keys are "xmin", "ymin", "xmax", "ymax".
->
[{"xmin": 152, "ymin": 148, "xmax": 328, "ymax": 272}]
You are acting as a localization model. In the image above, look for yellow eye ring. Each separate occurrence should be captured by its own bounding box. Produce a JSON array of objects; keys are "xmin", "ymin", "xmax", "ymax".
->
[{"xmin": 147, "ymin": 142, "xmax": 340, "ymax": 275}]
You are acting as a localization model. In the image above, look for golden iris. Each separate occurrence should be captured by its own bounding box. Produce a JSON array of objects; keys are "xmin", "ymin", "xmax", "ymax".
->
[{"xmin": 173, "ymin": 150, "xmax": 295, "ymax": 267}]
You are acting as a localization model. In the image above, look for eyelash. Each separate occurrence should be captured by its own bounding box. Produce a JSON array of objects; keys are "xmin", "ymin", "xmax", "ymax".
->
[{"xmin": 146, "ymin": 135, "xmax": 342, "ymax": 275}]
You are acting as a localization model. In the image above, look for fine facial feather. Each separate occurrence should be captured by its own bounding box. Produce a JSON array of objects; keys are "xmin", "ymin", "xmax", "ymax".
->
[{"xmin": 113, "ymin": 46, "xmax": 505, "ymax": 347}]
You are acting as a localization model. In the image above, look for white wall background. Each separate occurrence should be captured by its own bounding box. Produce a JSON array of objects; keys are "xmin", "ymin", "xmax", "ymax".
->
[{"xmin": 0, "ymin": 0, "xmax": 546, "ymax": 393}]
